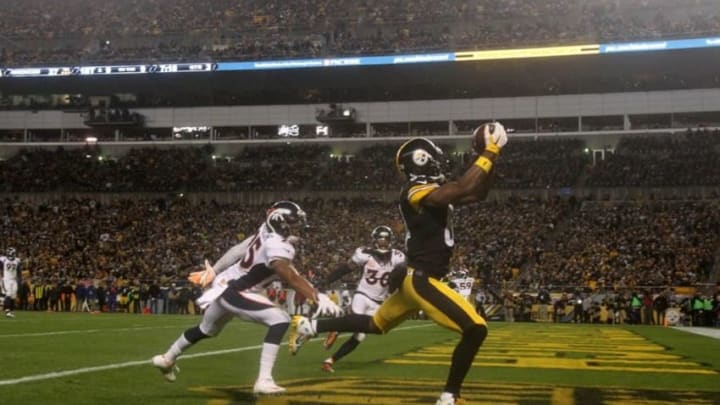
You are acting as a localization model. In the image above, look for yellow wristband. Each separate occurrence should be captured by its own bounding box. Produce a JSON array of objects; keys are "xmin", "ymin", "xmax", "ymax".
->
[
  {"xmin": 485, "ymin": 144, "xmax": 501, "ymax": 155},
  {"xmin": 474, "ymin": 156, "xmax": 493, "ymax": 173}
]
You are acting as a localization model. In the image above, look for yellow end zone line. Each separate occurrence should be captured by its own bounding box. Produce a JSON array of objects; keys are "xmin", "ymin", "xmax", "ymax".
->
[
  {"xmin": 191, "ymin": 377, "xmax": 562, "ymax": 405},
  {"xmin": 384, "ymin": 359, "xmax": 718, "ymax": 375},
  {"xmin": 189, "ymin": 376, "xmax": 718, "ymax": 405},
  {"xmin": 405, "ymin": 353, "xmax": 696, "ymax": 366}
]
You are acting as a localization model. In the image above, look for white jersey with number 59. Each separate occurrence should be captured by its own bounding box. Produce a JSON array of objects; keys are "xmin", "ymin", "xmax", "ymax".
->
[
  {"xmin": 450, "ymin": 274, "xmax": 475, "ymax": 300},
  {"xmin": 352, "ymin": 248, "xmax": 405, "ymax": 302}
]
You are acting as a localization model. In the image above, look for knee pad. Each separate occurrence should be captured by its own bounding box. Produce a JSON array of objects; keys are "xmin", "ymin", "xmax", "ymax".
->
[
  {"xmin": 354, "ymin": 332, "xmax": 366, "ymax": 342},
  {"xmin": 463, "ymin": 323, "xmax": 488, "ymax": 345}
]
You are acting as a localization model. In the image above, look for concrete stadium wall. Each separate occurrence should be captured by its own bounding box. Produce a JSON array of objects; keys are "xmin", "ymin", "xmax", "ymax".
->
[{"xmin": 1, "ymin": 88, "xmax": 719, "ymax": 130}]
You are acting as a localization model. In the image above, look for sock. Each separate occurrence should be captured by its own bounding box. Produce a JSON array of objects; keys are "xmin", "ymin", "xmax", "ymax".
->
[
  {"xmin": 332, "ymin": 336, "xmax": 361, "ymax": 363},
  {"xmin": 258, "ymin": 343, "xmax": 280, "ymax": 381},
  {"xmin": 444, "ymin": 324, "xmax": 487, "ymax": 395},
  {"xmin": 164, "ymin": 334, "xmax": 192, "ymax": 363},
  {"xmin": 316, "ymin": 314, "xmax": 374, "ymax": 334}
]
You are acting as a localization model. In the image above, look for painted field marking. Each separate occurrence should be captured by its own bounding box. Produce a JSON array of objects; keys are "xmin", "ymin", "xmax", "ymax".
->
[
  {"xmin": 191, "ymin": 377, "xmax": 562, "ymax": 405},
  {"xmin": 0, "ymin": 325, "xmax": 182, "ymax": 338},
  {"xmin": 387, "ymin": 326, "xmax": 719, "ymax": 375},
  {"xmin": 0, "ymin": 322, "xmax": 433, "ymax": 386}
]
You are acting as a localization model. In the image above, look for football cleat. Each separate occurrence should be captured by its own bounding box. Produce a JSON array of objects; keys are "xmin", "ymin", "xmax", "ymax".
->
[
  {"xmin": 321, "ymin": 359, "xmax": 335, "ymax": 373},
  {"xmin": 323, "ymin": 331, "xmax": 339, "ymax": 350},
  {"xmin": 288, "ymin": 315, "xmax": 315, "ymax": 355},
  {"xmin": 253, "ymin": 378, "xmax": 286, "ymax": 395},
  {"xmin": 151, "ymin": 354, "xmax": 179, "ymax": 382},
  {"xmin": 435, "ymin": 393, "xmax": 465, "ymax": 405},
  {"xmin": 5, "ymin": 312, "xmax": 15, "ymax": 318}
]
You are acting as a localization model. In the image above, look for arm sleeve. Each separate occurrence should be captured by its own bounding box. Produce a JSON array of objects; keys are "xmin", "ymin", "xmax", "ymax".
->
[
  {"xmin": 325, "ymin": 262, "xmax": 354, "ymax": 285},
  {"xmin": 212, "ymin": 237, "xmax": 253, "ymax": 275}
]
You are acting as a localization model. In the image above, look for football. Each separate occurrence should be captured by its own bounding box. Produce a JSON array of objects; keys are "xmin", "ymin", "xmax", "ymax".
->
[{"xmin": 471, "ymin": 122, "xmax": 496, "ymax": 153}]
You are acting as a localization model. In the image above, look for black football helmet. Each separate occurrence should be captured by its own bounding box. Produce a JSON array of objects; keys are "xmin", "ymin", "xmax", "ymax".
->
[
  {"xmin": 371, "ymin": 226, "xmax": 394, "ymax": 253},
  {"xmin": 265, "ymin": 201, "xmax": 307, "ymax": 238},
  {"xmin": 6, "ymin": 247, "xmax": 16, "ymax": 259},
  {"xmin": 395, "ymin": 137, "xmax": 447, "ymax": 183}
]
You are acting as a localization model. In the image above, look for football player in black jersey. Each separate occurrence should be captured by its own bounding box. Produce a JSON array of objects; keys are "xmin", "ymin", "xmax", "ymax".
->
[{"xmin": 289, "ymin": 123, "xmax": 508, "ymax": 405}]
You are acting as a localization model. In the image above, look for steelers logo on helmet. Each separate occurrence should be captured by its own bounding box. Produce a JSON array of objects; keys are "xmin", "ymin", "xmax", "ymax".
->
[
  {"xmin": 412, "ymin": 149, "xmax": 431, "ymax": 166},
  {"xmin": 395, "ymin": 137, "xmax": 447, "ymax": 183},
  {"xmin": 265, "ymin": 201, "xmax": 307, "ymax": 238}
]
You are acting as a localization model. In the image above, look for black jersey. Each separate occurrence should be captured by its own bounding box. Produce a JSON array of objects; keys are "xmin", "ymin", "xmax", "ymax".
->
[{"xmin": 399, "ymin": 181, "xmax": 454, "ymax": 279}]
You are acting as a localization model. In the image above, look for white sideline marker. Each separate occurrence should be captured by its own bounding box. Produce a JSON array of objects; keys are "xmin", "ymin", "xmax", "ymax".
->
[
  {"xmin": 0, "ymin": 325, "xmax": 182, "ymax": 339},
  {"xmin": 0, "ymin": 323, "xmax": 433, "ymax": 386}
]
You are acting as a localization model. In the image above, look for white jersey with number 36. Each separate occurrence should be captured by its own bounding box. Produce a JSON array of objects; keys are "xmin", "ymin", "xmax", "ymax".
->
[{"xmin": 352, "ymin": 248, "xmax": 405, "ymax": 302}]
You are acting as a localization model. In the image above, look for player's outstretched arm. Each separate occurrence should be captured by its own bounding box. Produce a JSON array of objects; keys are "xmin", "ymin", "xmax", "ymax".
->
[
  {"xmin": 272, "ymin": 259, "xmax": 342, "ymax": 317},
  {"xmin": 212, "ymin": 237, "xmax": 253, "ymax": 274},
  {"xmin": 190, "ymin": 237, "xmax": 254, "ymax": 288},
  {"xmin": 424, "ymin": 122, "xmax": 507, "ymax": 207},
  {"xmin": 272, "ymin": 258, "xmax": 318, "ymax": 301},
  {"xmin": 323, "ymin": 261, "xmax": 356, "ymax": 287}
]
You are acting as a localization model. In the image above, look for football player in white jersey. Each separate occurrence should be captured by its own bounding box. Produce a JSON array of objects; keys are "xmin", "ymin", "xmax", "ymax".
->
[
  {"xmin": 151, "ymin": 201, "xmax": 342, "ymax": 394},
  {"xmin": 448, "ymin": 269, "xmax": 475, "ymax": 302},
  {"xmin": 0, "ymin": 248, "xmax": 22, "ymax": 318},
  {"xmin": 320, "ymin": 226, "xmax": 406, "ymax": 372}
]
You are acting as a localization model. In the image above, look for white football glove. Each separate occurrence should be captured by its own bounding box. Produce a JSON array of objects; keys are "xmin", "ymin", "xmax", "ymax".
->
[
  {"xmin": 313, "ymin": 293, "xmax": 343, "ymax": 318},
  {"xmin": 187, "ymin": 259, "xmax": 216, "ymax": 288},
  {"xmin": 484, "ymin": 121, "xmax": 508, "ymax": 151}
]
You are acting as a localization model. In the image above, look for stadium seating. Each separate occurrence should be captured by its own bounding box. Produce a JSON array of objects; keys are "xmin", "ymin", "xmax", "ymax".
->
[{"xmin": 2, "ymin": 0, "xmax": 719, "ymax": 65}]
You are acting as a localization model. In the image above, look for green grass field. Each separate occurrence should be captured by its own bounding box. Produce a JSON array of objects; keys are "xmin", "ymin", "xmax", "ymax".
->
[{"xmin": 1, "ymin": 312, "xmax": 719, "ymax": 405}]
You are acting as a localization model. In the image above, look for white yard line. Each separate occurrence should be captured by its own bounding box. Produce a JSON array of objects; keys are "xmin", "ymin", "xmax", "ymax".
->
[
  {"xmin": 0, "ymin": 322, "xmax": 434, "ymax": 386},
  {"xmin": 673, "ymin": 326, "xmax": 720, "ymax": 340},
  {"xmin": 0, "ymin": 325, "xmax": 183, "ymax": 338}
]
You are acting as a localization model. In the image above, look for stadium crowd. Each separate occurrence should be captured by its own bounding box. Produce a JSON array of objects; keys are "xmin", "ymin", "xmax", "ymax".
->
[
  {"xmin": 3, "ymin": 130, "xmax": 720, "ymax": 192},
  {"xmin": 527, "ymin": 201, "xmax": 720, "ymax": 289},
  {"xmin": 2, "ymin": 0, "xmax": 719, "ymax": 65},
  {"xmin": 0, "ymin": 132, "xmax": 718, "ymax": 326},
  {"xmin": 587, "ymin": 131, "xmax": 720, "ymax": 187},
  {"xmin": 2, "ymin": 193, "xmax": 718, "ymax": 320}
]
